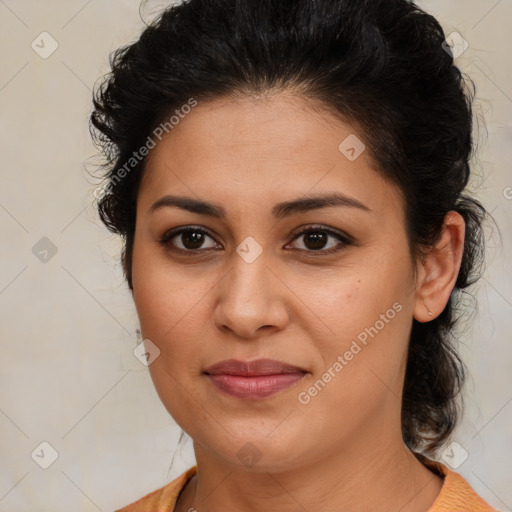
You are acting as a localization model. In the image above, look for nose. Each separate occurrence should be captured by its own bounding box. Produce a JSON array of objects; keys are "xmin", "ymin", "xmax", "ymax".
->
[{"xmin": 213, "ymin": 249, "xmax": 290, "ymax": 339}]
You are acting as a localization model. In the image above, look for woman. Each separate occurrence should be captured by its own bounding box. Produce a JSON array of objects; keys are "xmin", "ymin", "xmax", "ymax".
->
[{"xmin": 90, "ymin": 0, "xmax": 497, "ymax": 510}]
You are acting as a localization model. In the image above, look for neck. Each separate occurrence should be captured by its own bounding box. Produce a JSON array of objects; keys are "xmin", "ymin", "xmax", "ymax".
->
[{"xmin": 175, "ymin": 433, "xmax": 443, "ymax": 512}]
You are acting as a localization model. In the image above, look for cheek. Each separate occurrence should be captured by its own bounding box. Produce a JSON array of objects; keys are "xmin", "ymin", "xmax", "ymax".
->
[
  {"xmin": 131, "ymin": 251, "xmax": 212, "ymax": 427},
  {"xmin": 299, "ymin": 263, "xmax": 411, "ymax": 397},
  {"xmin": 132, "ymin": 278, "xmax": 214, "ymax": 373},
  {"xmin": 131, "ymin": 237, "xmax": 210, "ymax": 338},
  {"xmin": 293, "ymin": 279, "xmax": 410, "ymax": 443},
  {"xmin": 298, "ymin": 263, "xmax": 407, "ymax": 340}
]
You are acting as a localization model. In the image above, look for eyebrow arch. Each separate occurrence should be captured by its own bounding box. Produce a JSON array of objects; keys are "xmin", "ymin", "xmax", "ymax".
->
[{"xmin": 149, "ymin": 192, "xmax": 371, "ymax": 219}]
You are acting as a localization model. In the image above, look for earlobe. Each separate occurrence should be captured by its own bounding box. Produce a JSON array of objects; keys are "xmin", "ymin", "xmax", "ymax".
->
[{"xmin": 413, "ymin": 211, "xmax": 466, "ymax": 323}]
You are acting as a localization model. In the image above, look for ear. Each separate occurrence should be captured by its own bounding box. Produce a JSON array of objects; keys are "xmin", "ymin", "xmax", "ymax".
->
[{"xmin": 413, "ymin": 211, "xmax": 465, "ymax": 322}]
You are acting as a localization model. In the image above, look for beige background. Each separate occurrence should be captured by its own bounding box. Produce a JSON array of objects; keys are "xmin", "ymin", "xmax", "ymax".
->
[{"xmin": 0, "ymin": 1, "xmax": 510, "ymax": 510}]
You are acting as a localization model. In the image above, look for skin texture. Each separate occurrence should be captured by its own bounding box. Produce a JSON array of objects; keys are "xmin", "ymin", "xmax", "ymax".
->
[{"xmin": 131, "ymin": 90, "xmax": 465, "ymax": 512}]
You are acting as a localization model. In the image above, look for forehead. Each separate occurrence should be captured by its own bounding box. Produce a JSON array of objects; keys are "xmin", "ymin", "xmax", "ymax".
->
[{"xmin": 138, "ymin": 91, "xmax": 403, "ymax": 219}]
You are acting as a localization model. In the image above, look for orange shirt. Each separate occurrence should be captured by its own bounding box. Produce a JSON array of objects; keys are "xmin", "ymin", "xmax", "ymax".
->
[{"xmin": 115, "ymin": 460, "xmax": 497, "ymax": 512}]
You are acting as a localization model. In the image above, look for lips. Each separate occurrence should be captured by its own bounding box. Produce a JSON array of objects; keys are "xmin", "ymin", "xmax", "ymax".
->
[
  {"xmin": 204, "ymin": 358, "xmax": 307, "ymax": 376},
  {"xmin": 204, "ymin": 359, "xmax": 307, "ymax": 399}
]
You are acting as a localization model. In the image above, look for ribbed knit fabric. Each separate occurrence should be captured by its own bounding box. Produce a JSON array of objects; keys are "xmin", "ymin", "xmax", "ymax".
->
[
  {"xmin": 115, "ymin": 465, "xmax": 197, "ymax": 512},
  {"xmin": 423, "ymin": 459, "xmax": 497, "ymax": 512},
  {"xmin": 115, "ymin": 460, "xmax": 498, "ymax": 512}
]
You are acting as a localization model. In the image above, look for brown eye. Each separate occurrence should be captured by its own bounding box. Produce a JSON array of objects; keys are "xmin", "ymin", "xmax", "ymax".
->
[
  {"xmin": 288, "ymin": 226, "xmax": 352, "ymax": 254},
  {"xmin": 302, "ymin": 231, "xmax": 329, "ymax": 250},
  {"xmin": 179, "ymin": 230, "xmax": 207, "ymax": 250},
  {"xmin": 158, "ymin": 227, "xmax": 220, "ymax": 253}
]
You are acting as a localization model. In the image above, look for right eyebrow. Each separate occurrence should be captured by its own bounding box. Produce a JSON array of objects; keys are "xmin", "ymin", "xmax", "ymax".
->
[{"xmin": 150, "ymin": 195, "xmax": 226, "ymax": 218}]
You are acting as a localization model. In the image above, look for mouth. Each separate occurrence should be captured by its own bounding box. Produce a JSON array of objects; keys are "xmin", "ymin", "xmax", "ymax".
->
[{"xmin": 203, "ymin": 359, "xmax": 308, "ymax": 400}]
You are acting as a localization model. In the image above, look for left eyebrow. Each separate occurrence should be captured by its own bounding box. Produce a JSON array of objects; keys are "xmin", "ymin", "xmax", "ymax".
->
[
  {"xmin": 149, "ymin": 192, "xmax": 371, "ymax": 218},
  {"xmin": 272, "ymin": 192, "xmax": 371, "ymax": 219}
]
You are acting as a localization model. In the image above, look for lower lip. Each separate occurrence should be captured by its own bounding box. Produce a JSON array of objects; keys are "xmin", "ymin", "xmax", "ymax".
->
[{"xmin": 206, "ymin": 373, "xmax": 306, "ymax": 399}]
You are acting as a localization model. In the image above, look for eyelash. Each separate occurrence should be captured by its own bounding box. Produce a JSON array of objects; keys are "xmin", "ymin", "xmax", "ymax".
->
[{"xmin": 158, "ymin": 225, "xmax": 353, "ymax": 256}]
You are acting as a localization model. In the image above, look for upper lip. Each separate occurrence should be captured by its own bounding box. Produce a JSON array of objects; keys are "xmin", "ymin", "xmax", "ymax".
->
[{"xmin": 204, "ymin": 358, "xmax": 306, "ymax": 376}]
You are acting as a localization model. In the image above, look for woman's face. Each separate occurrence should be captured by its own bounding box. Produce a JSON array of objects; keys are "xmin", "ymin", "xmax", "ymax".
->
[{"xmin": 131, "ymin": 91, "xmax": 419, "ymax": 471}]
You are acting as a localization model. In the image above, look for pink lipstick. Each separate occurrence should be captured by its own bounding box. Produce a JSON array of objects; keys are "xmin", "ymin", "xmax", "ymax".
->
[{"xmin": 204, "ymin": 358, "xmax": 307, "ymax": 399}]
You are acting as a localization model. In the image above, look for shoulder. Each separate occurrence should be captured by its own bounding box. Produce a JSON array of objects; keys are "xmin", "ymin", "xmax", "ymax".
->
[
  {"xmin": 114, "ymin": 466, "xmax": 197, "ymax": 512},
  {"xmin": 424, "ymin": 459, "xmax": 498, "ymax": 512}
]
